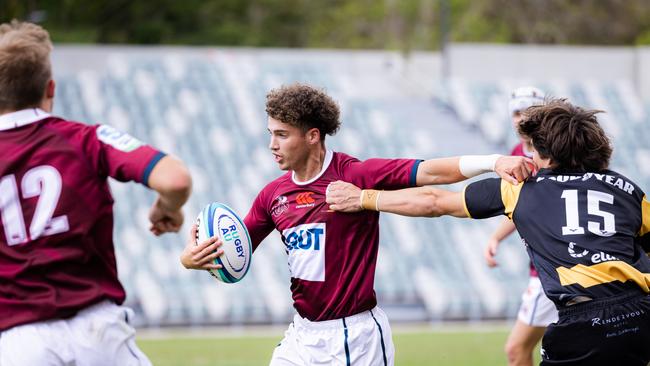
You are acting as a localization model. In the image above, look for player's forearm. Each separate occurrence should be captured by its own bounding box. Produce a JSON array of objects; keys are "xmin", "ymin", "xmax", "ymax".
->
[
  {"xmin": 148, "ymin": 155, "xmax": 192, "ymax": 211},
  {"xmin": 415, "ymin": 155, "xmax": 500, "ymax": 186},
  {"xmin": 363, "ymin": 187, "xmax": 438, "ymax": 217},
  {"xmin": 490, "ymin": 218, "xmax": 517, "ymax": 242},
  {"xmin": 362, "ymin": 187, "xmax": 467, "ymax": 218}
]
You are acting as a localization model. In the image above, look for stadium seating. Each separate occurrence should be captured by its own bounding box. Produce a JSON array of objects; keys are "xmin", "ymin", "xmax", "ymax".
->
[{"xmin": 52, "ymin": 48, "xmax": 650, "ymax": 326}]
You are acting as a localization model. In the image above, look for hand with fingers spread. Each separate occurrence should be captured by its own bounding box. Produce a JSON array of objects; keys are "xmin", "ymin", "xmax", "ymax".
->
[
  {"xmin": 326, "ymin": 181, "xmax": 363, "ymax": 212},
  {"xmin": 494, "ymin": 155, "xmax": 536, "ymax": 185},
  {"xmin": 180, "ymin": 224, "xmax": 224, "ymax": 270}
]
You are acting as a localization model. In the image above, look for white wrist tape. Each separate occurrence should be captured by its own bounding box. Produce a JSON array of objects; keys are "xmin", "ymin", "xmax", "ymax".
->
[{"xmin": 458, "ymin": 154, "xmax": 501, "ymax": 178}]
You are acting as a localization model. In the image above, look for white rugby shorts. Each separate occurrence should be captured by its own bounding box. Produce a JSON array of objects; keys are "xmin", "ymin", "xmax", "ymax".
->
[
  {"xmin": 517, "ymin": 276, "xmax": 559, "ymax": 327},
  {"xmin": 270, "ymin": 306, "xmax": 394, "ymax": 366},
  {"xmin": 0, "ymin": 300, "xmax": 151, "ymax": 366}
]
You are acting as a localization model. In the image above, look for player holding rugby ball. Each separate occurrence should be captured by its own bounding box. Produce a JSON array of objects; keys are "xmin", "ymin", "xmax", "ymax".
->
[{"xmin": 182, "ymin": 83, "xmax": 532, "ymax": 365}]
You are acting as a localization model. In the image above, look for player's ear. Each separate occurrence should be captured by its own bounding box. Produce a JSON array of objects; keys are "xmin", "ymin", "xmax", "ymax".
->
[
  {"xmin": 46, "ymin": 79, "xmax": 55, "ymax": 99},
  {"xmin": 306, "ymin": 127, "xmax": 320, "ymax": 145},
  {"xmin": 46, "ymin": 79, "xmax": 55, "ymax": 98}
]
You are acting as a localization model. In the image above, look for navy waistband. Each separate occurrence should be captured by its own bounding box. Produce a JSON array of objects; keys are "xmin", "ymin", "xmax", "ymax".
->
[{"xmin": 559, "ymin": 291, "xmax": 648, "ymax": 317}]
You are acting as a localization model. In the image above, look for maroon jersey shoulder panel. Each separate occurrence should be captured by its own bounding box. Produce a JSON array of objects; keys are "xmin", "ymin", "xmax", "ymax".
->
[
  {"xmin": 335, "ymin": 152, "xmax": 420, "ymax": 190},
  {"xmin": 244, "ymin": 172, "xmax": 292, "ymax": 251}
]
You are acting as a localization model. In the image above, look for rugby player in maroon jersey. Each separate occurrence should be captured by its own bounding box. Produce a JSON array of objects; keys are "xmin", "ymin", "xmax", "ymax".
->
[{"xmin": 0, "ymin": 21, "xmax": 192, "ymax": 365}]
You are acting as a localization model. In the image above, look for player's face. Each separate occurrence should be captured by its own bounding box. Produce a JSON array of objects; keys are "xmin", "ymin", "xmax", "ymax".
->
[
  {"xmin": 512, "ymin": 112, "xmax": 525, "ymax": 139},
  {"xmin": 267, "ymin": 117, "xmax": 311, "ymax": 171},
  {"xmin": 530, "ymin": 144, "xmax": 551, "ymax": 169}
]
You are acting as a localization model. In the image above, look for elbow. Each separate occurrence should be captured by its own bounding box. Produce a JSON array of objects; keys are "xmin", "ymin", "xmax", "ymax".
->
[
  {"xmin": 169, "ymin": 169, "xmax": 192, "ymax": 197},
  {"xmin": 165, "ymin": 165, "xmax": 192, "ymax": 198},
  {"xmin": 150, "ymin": 156, "xmax": 193, "ymax": 198}
]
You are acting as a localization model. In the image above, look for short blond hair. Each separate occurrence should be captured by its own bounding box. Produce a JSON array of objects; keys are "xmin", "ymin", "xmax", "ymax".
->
[{"xmin": 0, "ymin": 20, "xmax": 53, "ymax": 111}]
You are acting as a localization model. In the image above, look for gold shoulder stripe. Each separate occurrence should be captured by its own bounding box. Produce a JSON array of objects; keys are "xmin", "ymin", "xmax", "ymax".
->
[
  {"xmin": 556, "ymin": 261, "xmax": 650, "ymax": 292},
  {"xmin": 640, "ymin": 195, "xmax": 650, "ymax": 236},
  {"xmin": 500, "ymin": 180, "xmax": 524, "ymax": 220},
  {"xmin": 461, "ymin": 185, "xmax": 472, "ymax": 218}
]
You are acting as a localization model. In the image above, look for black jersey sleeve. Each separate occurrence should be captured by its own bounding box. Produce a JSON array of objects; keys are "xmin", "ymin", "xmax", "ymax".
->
[
  {"xmin": 464, "ymin": 177, "xmax": 525, "ymax": 219},
  {"xmin": 463, "ymin": 178, "xmax": 505, "ymax": 219}
]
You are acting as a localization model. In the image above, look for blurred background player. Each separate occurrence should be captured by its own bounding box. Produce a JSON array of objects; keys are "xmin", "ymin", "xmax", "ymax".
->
[
  {"xmin": 483, "ymin": 86, "xmax": 557, "ymax": 366},
  {"xmin": 0, "ymin": 20, "xmax": 192, "ymax": 365},
  {"xmin": 326, "ymin": 98, "xmax": 650, "ymax": 366},
  {"xmin": 181, "ymin": 83, "xmax": 532, "ymax": 365}
]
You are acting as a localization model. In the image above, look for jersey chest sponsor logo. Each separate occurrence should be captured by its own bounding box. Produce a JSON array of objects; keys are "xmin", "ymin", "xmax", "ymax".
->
[
  {"xmin": 536, "ymin": 173, "xmax": 635, "ymax": 195},
  {"xmin": 295, "ymin": 191, "xmax": 316, "ymax": 208},
  {"xmin": 281, "ymin": 223, "xmax": 326, "ymax": 281},
  {"xmin": 566, "ymin": 242, "xmax": 618, "ymax": 264},
  {"xmin": 96, "ymin": 125, "xmax": 143, "ymax": 152}
]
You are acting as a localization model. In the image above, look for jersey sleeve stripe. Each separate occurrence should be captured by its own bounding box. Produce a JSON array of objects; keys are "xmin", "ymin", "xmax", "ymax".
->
[
  {"xmin": 142, "ymin": 151, "xmax": 167, "ymax": 187},
  {"xmin": 409, "ymin": 160, "xmax": 423, "ymax": 187},
  {"xmin": 500, "ymin": 180, "xmax": 524, "ymax": 220},
  {"xmin": 461, "ymin": 185, "xmax": 473, "ymax": 219},
  {"xmin": 556, "ymin": 261, "xmax": 650, "ymax": 292},
  {"xmin": 640, "ymin": 194, "xmax": 650, "ymax": 236}
]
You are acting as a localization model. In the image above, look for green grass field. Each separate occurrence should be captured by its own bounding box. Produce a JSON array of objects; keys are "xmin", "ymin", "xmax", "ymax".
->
[{"xmin": 138, "ymin": 327, "xmax": 542, "ymax": 365}]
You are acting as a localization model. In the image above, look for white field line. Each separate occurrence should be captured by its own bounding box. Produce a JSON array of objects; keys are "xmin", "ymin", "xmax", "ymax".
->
[{"xmin": 136, "ymin": 321, "xmax": 513, "ymax": 340}]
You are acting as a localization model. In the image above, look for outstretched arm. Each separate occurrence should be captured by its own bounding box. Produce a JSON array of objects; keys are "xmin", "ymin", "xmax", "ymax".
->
[
  {"xmin": 147, "ymin": 155, "xmax": 192, "ymax": 236},
  {"xmin": 326, "ymin": 181, "xmax": 467, "ymax": 218},
  {"xmin": 415, "ymin": 155, "xmax": 533, "ymax": 186}
]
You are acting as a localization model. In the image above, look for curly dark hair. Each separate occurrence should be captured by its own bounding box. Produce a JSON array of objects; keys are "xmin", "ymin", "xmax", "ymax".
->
[
  {"xmin": 518, "ymin": 98, "xmax": 612, "ymax": 172},
  {"xmin": 265, "ymin": 83, "xmax": 341, "ymax": 140}
]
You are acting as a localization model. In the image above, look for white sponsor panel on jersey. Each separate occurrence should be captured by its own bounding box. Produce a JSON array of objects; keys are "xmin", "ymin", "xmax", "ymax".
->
[
  {"xmin": 97, "ymin": 125, "xmax": 143, "ymax": 152},
  {"xmin": 282, "ymin": 223, "xmax": 326, "ymax": 282}
]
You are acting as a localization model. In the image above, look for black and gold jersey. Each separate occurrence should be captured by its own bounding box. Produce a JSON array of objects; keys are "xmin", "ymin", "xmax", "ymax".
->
[{"xmin": 463, "ymin": 168, "xmax": 650, "ymax": 307}]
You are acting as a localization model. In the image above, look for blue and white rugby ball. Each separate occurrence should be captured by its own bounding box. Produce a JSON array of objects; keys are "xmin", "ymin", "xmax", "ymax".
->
[{"xmin": 195, "ymin": 202, "xmax": 252, "ymax": 283}]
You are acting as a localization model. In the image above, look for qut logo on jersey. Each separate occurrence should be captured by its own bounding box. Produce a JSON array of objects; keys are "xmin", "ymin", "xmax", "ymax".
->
[
  {"xmin": 284, "ymin": 227, "xmax": 324, "ymax": 251},
  {"xmin": 282, "ymin": 223, "xmax": 326, "ymax": 281}
]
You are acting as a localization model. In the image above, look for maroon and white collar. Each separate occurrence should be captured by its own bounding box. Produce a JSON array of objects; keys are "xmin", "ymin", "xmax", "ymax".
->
[{"xmin": 0, "ymin": 108, "xmax": 51, "ymax": 131}]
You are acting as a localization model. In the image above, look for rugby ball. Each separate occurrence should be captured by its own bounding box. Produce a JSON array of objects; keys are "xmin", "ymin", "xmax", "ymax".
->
[{"xmin": 195, "ymin": 202, "xmax": 252, "ymax": 283}]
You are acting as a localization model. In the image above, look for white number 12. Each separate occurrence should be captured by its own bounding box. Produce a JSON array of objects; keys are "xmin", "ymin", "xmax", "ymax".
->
[
  {"xmin": 0, "ymin": 166, "xmax": 69, "ymax": 246},
  {"xmin": 561, "ymin": 189, "xmax": 615, "ymax": 237}
]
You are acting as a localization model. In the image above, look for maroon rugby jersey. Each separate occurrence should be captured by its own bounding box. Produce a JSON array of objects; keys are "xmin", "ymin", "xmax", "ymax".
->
[
  {"xmin": 245, "ymin": 151, "xmax": 420, "ymax": 321},
  {"xmin": 0, "ymin": 108, "xmax": 164, "ymax": 331},
  {"xmin": 510, "ymin": 142, "xmax": 538, "ymax": 277}
]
